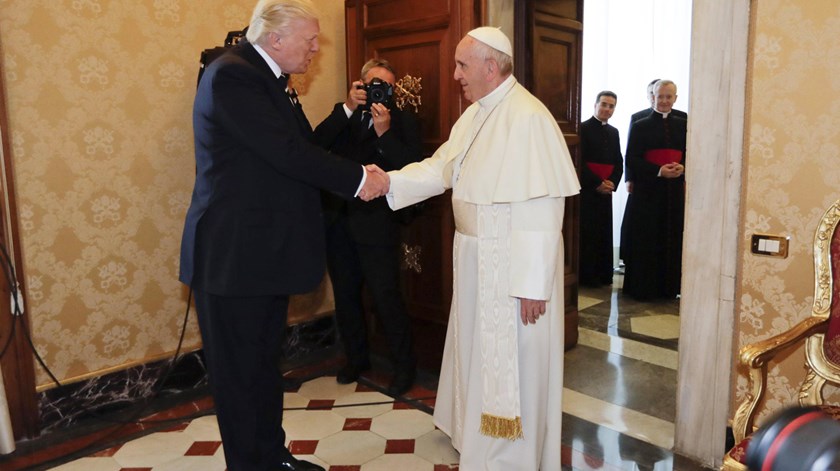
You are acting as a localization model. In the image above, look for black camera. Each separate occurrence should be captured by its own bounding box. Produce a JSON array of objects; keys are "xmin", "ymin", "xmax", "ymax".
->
[
  {"xmin": 359, "ymin": 78, "xmax": 393, "ymax": 110},
  {"xmin": 745, "ymin": 406, "xmax": 840, "ymax": 471}
]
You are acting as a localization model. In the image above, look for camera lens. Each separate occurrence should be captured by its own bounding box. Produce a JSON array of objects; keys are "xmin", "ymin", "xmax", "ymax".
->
[
  {"xmin": 371, "ymin": 88, "xmax": 384, "ymax": 102},
  {"xmin": 745, "ymin": 406, "xmax": 840, "ymax": 471}
]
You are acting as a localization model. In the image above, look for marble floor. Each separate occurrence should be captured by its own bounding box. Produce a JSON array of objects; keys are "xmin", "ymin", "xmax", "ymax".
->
[{"xmin": 14, "ymin": 275, "xmax": 710, "ymax": 470}]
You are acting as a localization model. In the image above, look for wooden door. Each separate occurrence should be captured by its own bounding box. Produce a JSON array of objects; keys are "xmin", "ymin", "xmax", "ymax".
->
[
  {"xmin": 345, "ymin": 0, "xmax": 480, "ymax": 370},
  {"xmin": 515, "ymin": 0, "xmax": 583, "ymax": 349}
]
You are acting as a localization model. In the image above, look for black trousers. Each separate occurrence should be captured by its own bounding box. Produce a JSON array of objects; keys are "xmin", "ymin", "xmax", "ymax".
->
[
  {"xmin": 325, "ymin": 217, "xmax": 415, "ymax": 372},
  {"xmin": 193, "ymin": 288, "xmax": 291, "ymax": 471}
]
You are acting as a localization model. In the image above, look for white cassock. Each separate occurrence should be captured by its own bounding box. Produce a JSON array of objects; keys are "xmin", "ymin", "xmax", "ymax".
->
[{"xmin": 386, "ymin": 75, "xmax": 580, "ymax": 470}]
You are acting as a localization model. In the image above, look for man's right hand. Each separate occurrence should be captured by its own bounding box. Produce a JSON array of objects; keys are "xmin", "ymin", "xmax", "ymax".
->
[
  {"xmin": 344, "ymin": 80, "xmax": 367, "ymax": 112},
  {"xmin": 660, "ymin": 163, "xmax": 684, "ymax": 179},
  {"xmin": 358, "ymin": 164, "xmax": 389, "ymax": 201}
]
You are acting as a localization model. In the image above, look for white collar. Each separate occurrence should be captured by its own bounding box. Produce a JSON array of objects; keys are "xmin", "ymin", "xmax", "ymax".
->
[
  {"xmin": 252, "ymin": 43, "xmax": 285, "ymax": 79},
  {"xmin": 477, "ymin": 75, "xmax": 517, "ymax": 109}
]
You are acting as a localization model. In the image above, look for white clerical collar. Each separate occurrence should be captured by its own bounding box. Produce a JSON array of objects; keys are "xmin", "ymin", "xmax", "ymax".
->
[
  {"xmin": 477, "ymin": 75, "xmax": 516, "ymax": 109},
  {"xmin": 252, "ymin": 43, "xmax": 286, "ymax": 79},
  {"xmin": 653, "ymin": 109, "xmax": 670, "ymax": 119},
  {"xmin": 594, "ymin": 116, "xmax": 608, "ymax": 125}
]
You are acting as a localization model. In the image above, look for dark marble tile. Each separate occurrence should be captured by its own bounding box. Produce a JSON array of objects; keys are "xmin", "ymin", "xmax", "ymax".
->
[
  {"xmin": 565, "ymin": 344, "xmax": 676, "ymax": 422},
  {"xmin": 37, "ymin": 351, "xmax": 209, "ymax": 433},
  {"xmin": 579, "ymin": 285, "xmax": 680, "ymax": 351},
  {"xmin": 36, "ymin": 316, "xmax": 338, "ymax": 436},
  {"xmin": 282, "ymin": 315, "xmax": 339, "ymax": 363},
  {"xmin": 563, "ymin": 413, "xmax": 674, "ymax": 470}
]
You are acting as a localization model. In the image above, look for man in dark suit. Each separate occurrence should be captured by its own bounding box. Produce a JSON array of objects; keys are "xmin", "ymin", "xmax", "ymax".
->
[
  {"xmin": 313, "ymin": 59, "xmax": 421, "ymax": 396},
  {"xmin": 179, "ymin": 1, "xmax": 388, "ymax": 470},
  {"xmin": 579, "ymin": 91, "xmax": 623, "ymax": 287}
]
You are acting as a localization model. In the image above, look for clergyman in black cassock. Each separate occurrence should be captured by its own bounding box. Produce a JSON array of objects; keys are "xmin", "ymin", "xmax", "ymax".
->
[
  {"xmin": 621, "ymin": 80, "xmax": 686, "ymax": 300},
  {"xmin": 579, "ymin": 91, "xmax": 623, "ymax": 287},
  {"xmin": 620, "ymin": 79, "xmax": 687, "ymax": 263}
]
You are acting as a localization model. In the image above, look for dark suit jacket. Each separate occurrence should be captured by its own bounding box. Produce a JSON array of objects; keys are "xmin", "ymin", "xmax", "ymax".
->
[
  {"xmin": 180, "ymin": 42, "xmax": 363, "ymax": 296},
  {"xmin": 313, "ymin": 104, "xmax": 422, "ymax": 245}
]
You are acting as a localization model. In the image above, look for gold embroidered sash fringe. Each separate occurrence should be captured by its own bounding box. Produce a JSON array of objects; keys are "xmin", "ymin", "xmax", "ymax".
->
[{"xmin": 479, "ymin": 413, "xmax": 524, "ymax": 440}]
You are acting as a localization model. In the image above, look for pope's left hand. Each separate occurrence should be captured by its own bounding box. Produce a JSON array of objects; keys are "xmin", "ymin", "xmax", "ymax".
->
[{"xmin": 518, "ymin": 298, "xmax": 546, "ymax": 325}]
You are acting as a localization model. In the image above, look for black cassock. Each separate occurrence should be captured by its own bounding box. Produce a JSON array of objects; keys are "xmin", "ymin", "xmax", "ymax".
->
[
  {"xmin": 579, "ymin": 117, "xmax": 623, "ymax": 287},
  {"xmin": 622, "ymin": 112, "xmax": 687, "ymax": 300}
]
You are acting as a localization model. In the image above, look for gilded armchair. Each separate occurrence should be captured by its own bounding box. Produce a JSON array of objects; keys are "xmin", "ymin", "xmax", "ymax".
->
[{"xmin": 722, "ymin": 200, "xmax": 840, "ymax": 470}]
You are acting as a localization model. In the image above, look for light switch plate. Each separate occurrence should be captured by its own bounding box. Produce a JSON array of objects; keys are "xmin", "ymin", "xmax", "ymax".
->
[{"xmin": 750, "ymin": 234, "xmax": 789, "ymax": 258}]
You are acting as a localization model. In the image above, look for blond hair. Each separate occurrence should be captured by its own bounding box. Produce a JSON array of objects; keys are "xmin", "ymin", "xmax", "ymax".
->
[{"xmin": 246, "ymin": 0, "xmax": 318, "ymax": 46}]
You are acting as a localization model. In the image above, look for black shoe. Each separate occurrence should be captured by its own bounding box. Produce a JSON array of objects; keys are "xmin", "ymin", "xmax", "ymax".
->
[
  {"xmin": 336, "ymin": 362, "xmax": 370, "ymax": 384},
  {"xmin": 387, "ymin": 369, "xmax": 415, "ymax": 396},
  {"xmin": 276, "ymin": 456, "xmax": 325, "ymax": 470}
]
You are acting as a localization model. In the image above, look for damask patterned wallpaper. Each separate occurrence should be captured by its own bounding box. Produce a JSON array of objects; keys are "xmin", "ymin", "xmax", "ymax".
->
[
  {"xmin": 0, "ymin": 0, "xmax": 345, "ymax": 389},
  {"xmin": 735, "ymin": 0, "xmax": 840, "ymax": 418}
]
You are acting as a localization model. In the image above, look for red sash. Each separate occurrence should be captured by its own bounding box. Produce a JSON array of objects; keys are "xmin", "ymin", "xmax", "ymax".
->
[
  {"xmin": 586, "ymin": 162, "xmax": 614, "ymax": 180},
  {"xmin": 644, "ymin": 149, "xmax": 682, "ymax": 166}
]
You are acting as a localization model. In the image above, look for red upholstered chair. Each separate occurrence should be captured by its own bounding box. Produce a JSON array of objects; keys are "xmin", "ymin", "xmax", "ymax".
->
[{"xmin": 722, "ymin": 201, "xmax": 840, "ymax": 470}]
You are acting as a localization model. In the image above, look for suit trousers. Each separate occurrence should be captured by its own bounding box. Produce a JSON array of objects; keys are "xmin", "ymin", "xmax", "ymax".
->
[
  {"xmin": 325, "ymin": 216, "xmax": 414, "ymax": 371},
  {"xmin": 193, "ymin": 288, "xmax": 291, "ymax": 471}
]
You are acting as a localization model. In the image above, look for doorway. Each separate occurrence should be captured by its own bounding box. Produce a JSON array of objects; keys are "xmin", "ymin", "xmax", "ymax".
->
[{"xmin": 571, "ymin": 0, "xmax": 693, "ymax": 458}]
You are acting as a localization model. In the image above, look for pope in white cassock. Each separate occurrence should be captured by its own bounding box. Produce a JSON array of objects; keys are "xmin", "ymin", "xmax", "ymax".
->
[{"xmin": 380, "ymin": 27, "xmax": 580, "ymax": 469}]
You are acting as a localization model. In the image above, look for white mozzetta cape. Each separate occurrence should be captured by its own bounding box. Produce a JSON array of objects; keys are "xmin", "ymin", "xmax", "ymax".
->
[{"xmin": 386, "ymin": 75, "xmax": 580, "ymax": 209}]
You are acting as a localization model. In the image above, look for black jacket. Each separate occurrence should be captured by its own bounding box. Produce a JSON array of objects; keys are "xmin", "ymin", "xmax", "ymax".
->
[
  {"xmin": 180, "ymin": 42, "xmax": 363, "ymax": 296},
  {"xmin": 313, "ymin": 103, "xmax": 422, "ymax": 245}
]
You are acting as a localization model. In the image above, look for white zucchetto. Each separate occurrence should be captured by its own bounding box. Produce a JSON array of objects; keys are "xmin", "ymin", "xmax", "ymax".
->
[{"xmin": 466, "ymin": 26, "xmax": 513, "ymax": 57}]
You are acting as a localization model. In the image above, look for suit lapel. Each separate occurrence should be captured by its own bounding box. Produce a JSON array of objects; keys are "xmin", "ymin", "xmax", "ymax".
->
[{"xmin": 239, "ymin": 42, "xmax": 313, "ymax": 136}]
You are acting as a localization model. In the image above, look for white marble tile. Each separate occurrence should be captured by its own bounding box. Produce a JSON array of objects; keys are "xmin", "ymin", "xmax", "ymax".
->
[
  {"xmin": 370, "ymin": 409, "xmax": 436, "ymax": 439},
  {"xmin": 182, "ymin": 415, "xmax": 222, "ymax": 441},
  {"xmin": 578, "ymin": 295, "xmax": 604, "ymax": 310},
  {"xmin": 315, "ymin": 430, "xmax": 386, "ymax": 465},
  {"xmin": 362, "ymin": 453, "xmax": 434, "ymax": 470},
  {"xmin": 47, "ymin": 457, "xmax": 122, "ymax": 471},
  {"xmin": 414, "ymin": 429, "xmax": 460, "ymax": 465},
  {"xmin": 332, "ymin": 391, "xmax": 394, "ymax": 418},
  {"xmin": 296, "ymin": 376, "xmax": 359, "ymax": 399},
  {"xmin": 562, "ymin": 388, "xmax": 674, "ymax": 450},
  {"xmin": 282, "ymin": 410, "xmax": 345, "ymax": 440},
  {"xmin": 577, "ymin": 328, "xmax": 678, "ymax": 370},
  {"xmin": 630, "ymin": 315, "xmax": 681, "ymax": 340},
  {"xmin": 292, "ymin": 454, "xmax": 329, "ymax": 469},
  {"xmin": 283, "ymin": 391, "xmax": 312, "ymax": 410},
  {"xmin": 152, "ymin": 455, "xmax": 227, "ymax": 471},
  {"xmin": 112, "ymin": 432, "xmax": 196, "ymax": 467}
]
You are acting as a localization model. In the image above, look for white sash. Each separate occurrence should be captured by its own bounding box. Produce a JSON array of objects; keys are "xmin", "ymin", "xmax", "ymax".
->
[{"xmin": 476, "ymin": 204, "xmax": 523, "ymax": 440}]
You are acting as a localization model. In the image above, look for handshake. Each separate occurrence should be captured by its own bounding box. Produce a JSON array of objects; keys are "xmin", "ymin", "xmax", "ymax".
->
[{"xmin": 358, "ymin": 164, "xmax": 390, "ymax": 201}]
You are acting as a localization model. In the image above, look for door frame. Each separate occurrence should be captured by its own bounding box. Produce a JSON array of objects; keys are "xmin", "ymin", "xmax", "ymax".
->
[{"xmin": 675, "ymin": 0, "xmax": 750, "ymax": 467}]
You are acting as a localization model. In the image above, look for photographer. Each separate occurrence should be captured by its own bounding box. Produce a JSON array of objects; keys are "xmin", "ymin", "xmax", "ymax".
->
[{"xmin": 313, "ymin": 58, "xmax": 422, "ymax": 396}]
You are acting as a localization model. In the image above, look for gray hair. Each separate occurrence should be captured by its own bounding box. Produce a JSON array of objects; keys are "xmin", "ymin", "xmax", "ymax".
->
[
  {"xmin": 246, "ymin": 0, "xmax": 318, "ymax": 46},
  {"xmin": 472, "ymin": 40, "xmax": 513, "ymax": 76},
  {"xmin": 654, "ymin": 79, "xmax": 677, "ymax": 94},
  {"xmin": 361, "ymin": 58, "xmax": 395, "ymax": 81}
]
